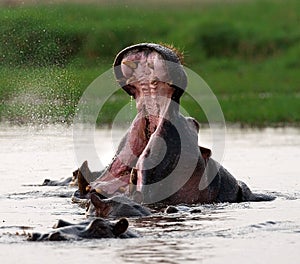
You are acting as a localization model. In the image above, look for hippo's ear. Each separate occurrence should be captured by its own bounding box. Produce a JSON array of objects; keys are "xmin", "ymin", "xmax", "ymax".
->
[
  {"xmin": 54, "ymin": 219, "xmax": 73, "ymax": 229},
  {"xmin": 91, "ymin": 193, "xmax": 106, "ymax": 208},
  {"xmin": 113, "ymin": 218, "xmax": 129, "ymax": 236},
  {"xmin": 78, "ymin": 166, "xmax": 90, "ymax": 196},
  {"xmin": 72, "ymin": 168, "xmax": 79, "ymax": 177},
  {"xmin": 90, "ymin": 193, "xmax": 112, "ymax": 217}
]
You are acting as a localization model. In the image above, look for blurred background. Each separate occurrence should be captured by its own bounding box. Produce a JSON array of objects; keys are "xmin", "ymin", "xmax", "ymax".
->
[{"xmin": 0, "ymin": 0, "xmax": 299, "ymax": 126}]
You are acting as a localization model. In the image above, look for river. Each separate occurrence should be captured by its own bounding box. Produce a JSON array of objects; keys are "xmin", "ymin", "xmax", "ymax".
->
[{"xmin": 0, "ymin": 124, "xmax": 299, "ymax": 264}]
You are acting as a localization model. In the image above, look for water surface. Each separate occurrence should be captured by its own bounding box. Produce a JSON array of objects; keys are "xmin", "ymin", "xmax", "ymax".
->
[{"xmin": 0, "ymin": 125, "xmax": 299, "ymax": 264}]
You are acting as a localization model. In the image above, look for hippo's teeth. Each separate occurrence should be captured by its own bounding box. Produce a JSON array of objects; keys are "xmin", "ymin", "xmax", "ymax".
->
[
  {"xmin": 147, "ymin": 61, "xmax": 154, "ymax": 69},
  {"xmin": 122, "ymin": 61, "xmax": 137, "ymax": 69},
  {"xmin": 126, "ymin": 76, "xmax": 137, "ymax": 85}
]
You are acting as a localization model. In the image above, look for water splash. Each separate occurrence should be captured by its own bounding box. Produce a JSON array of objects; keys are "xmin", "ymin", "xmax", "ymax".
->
[{"xmin": 1, "ymin": 67, "xmax": 80, "ymax": 125}]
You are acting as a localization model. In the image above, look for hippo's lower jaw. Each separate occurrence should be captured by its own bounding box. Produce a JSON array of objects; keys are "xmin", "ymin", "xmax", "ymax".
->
[{"xmin": 27, "ymin": 218, "xmax": 137, "ymax": 241}]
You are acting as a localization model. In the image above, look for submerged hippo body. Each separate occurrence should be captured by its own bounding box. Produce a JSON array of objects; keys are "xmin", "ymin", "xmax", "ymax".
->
[
  {"xmin": 28, "ymin": 218, "xmax": 136, "ymax": 241},
  {"xmin": 79, "ymin": 43, "xmax": 275, "ymax": 206}
]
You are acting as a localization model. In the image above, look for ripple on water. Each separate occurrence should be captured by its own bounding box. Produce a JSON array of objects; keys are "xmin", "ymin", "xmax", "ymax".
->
[
  {"xmin": 119, "ymin": 238, "xmax": 213, "ymax": 264},
  {"xmin": 0, "ymin": 126, "xmax": 300, "ymax": 263}
]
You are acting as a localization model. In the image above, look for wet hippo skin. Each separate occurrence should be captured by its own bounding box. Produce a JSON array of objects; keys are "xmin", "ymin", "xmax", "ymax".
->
[
  {"xmin": 78, "ymin": 43, "xmax": 275, "ymax": 205},
  {"xmin": 27, "ymin": 218, "xmax": 137, "ymax": 241},
  {"xmin": 86, "ymin": 193, "xmax": 151, "ymax": 218}
]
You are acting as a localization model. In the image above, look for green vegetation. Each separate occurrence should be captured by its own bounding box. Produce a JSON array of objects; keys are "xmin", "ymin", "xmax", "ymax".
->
[{"xmin": 0, "ymin": 0, "xmax": 299, "ymax": 126}]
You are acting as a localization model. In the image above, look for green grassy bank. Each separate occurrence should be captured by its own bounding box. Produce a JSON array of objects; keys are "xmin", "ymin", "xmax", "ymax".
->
[{"xmin": 0, "ymin": 0, "xmax": 299, "ymax": 126}]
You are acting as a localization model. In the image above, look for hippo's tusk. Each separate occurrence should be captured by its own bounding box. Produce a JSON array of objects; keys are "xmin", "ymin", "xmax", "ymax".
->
[{"xmin": 95, "ymin": 188, "xmax": 103, "ymax": 194}]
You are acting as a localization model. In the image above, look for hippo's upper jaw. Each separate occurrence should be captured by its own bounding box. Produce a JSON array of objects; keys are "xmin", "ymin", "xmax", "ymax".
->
[
  {"xmin": 113, "ymin": 43, "xmax": 187, "ymax": 102},
  {"xmin": 27, "ymin": 218, "xmax": 135, "ymax": 241}
]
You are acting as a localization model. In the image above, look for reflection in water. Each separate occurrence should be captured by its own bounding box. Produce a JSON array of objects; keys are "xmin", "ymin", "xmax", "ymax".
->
[
  {"xmin": 119, "ymin": 238, "xmax": 211, "ymax": 264},
  {"xmin": 0, "ymin": 125, "xmax": 300, "ymax": 263}
]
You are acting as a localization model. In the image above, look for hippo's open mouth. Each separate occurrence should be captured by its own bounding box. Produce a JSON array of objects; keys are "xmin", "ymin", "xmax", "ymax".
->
[{"xmin": 81, "ymin": 44, "xmax": 191, "ymax": 199}]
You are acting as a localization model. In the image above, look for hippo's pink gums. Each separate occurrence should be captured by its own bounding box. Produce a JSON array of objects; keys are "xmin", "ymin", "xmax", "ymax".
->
[{"xmin": 84, "ymin": 43, "xmax": 275, "ymax": 205}]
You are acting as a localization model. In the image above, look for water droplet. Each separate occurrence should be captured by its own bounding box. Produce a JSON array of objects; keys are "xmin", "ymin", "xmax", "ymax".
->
[{"xmin": 130, "ymin": 95, "xmax": 134, "ymax": 121}]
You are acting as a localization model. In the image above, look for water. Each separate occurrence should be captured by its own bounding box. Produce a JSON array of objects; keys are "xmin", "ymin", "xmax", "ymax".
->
[{"xmin": 0, "ymin": 124, "xmax": 299, "ymax": 264}]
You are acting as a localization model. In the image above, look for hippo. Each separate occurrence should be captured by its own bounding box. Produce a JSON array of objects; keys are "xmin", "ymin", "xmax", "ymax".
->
[
  {"xmin": 41, "ymin": 164, "xmax": 92, "ymax": 187},
  {"xmin": 86, "ymin": 193, "xmax": 151, "ymax": 218},
  {"xmin": 27, "ymin": 218, "xmax": 137, "ymax": 241},
  {"xmin": 42, "ymin": 177, "xmax": 73, "ymax": 186},
  {"xmin": 164, "ymin": 205, "xmax": 202, "ymax": 214},
  {"xmin": 78, "ymin": 43, "xmax": 275, "ymax": 205}
]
